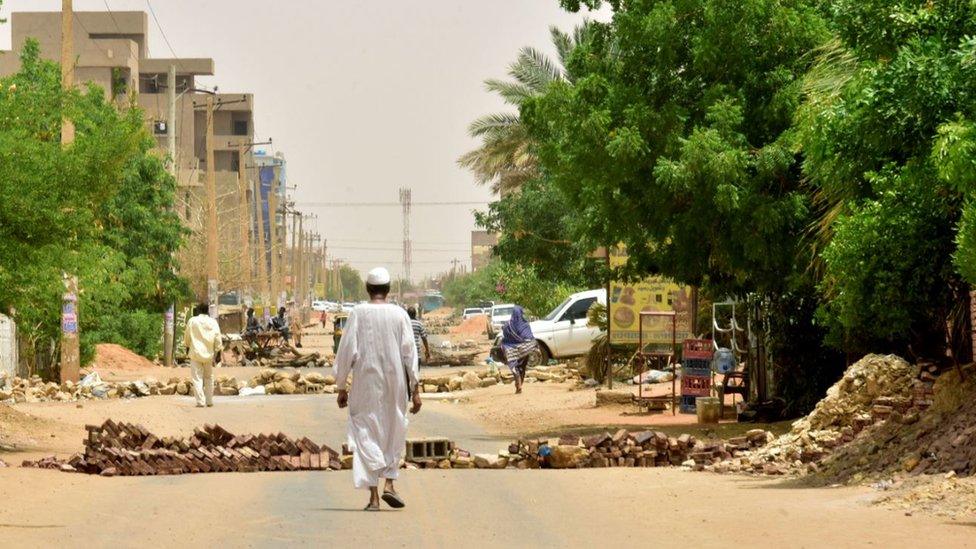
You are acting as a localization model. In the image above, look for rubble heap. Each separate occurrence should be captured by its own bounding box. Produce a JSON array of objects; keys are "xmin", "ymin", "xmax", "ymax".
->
[
  {"xmin": 697, "ymin": 354, "xmax": 917, "ymax": 476},
  {"xmin": 239, "ymin": 369, "xmax": 338, "ymax": 395},
  {"xmin": 0, "ymin": 369, "xmax": 340, "ymax": 404},
  {"xmin": 0, "ymin": 373, "xmax": 162, "ymax": 403},
  {"xmin": 22, "ymin": 420, "xmax": 340, "ymax": 476},
  {"xmin": 408, "ymin": 428, "xmax": 711, "ymax": 470},
  {"xmin": 420, "ymin": 364, "xmax": 582, "ymax": 394},
  {"xmin": 813, "ymin": 365, "xmax": 976, "ymax": 483}
]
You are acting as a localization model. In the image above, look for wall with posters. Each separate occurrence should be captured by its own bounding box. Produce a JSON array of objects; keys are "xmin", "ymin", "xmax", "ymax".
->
[{"xmin": 608, "ymin": 246, "xmax": 694, "ymax": 350}]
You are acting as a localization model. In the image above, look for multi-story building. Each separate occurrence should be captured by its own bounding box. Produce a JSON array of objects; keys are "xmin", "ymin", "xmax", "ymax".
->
[
  {"xmin": 471, "ymin": 230, "xmax": 498, "ymax": 271},
  {"xmin": 0, "ymin": 10, "xmax": 264, "ymax": 297}
]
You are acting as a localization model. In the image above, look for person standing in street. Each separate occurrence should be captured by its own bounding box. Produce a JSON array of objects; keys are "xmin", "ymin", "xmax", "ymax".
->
[
  {"xmin": 501, "ymin": 306, "xmax": 537, "ymax": 395},
  {"xmin": 183, "ymin": 303, "xmax": 223, "ymax": 407},
  {"xmin": 289, "ymin": 302, "xmax": 305, "ymax": 348},
  {"xmin": 407, "ymin": 306, "xmax": 431, "ymax": 366},
  {"xmin": 335, "ymin": 267, "xmax": 421, "ymax": 511}
]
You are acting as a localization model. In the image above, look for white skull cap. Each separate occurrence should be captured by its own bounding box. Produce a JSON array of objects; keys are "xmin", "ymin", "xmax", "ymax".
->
[{"xmin": 366, "ymin": 267, "xmax": 391, "ymax": 285}]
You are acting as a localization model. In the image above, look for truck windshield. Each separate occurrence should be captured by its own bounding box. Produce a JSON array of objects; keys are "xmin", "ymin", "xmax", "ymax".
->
[
  {"xmin": 492, "ymin": 307, "xmax": 513, "ymax": 318},
  {"xmin": 543, "ymin": 297, "xmax": 572, "ymax": 321}
]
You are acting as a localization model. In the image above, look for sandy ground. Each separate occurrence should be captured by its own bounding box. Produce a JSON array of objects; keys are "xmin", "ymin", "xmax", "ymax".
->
[
  {"xmin": 2, "ymin": 317, "xmax": 974, "ymax": 546},
  {"xmin": 2, "ymin": 394, "xmax": 974, "ymax": 548},
  {"xmin": 443, "ymin": 380, "xmax": 782, "ymax": 441}
]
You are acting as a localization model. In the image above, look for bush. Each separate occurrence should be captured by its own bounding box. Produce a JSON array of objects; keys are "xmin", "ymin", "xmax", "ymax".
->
[{"xmin": 84, "ymin": 309, "xmax": 164, "ymax": 359}]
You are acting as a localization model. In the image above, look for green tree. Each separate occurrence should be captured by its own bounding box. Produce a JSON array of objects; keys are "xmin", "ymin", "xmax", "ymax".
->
[
  {"xmin": 523, "ymin": 0, "xmax": 845, "ymax": 413},
  {"xmin": 0, "ymin": 41, "xmax": 187, "ymax": 367},
  {"xmin": 797, "ymin": 1, "xmax": 976, "ymax": 357},
  {"xmin": 474, "ymin": 178, "xmax": 602, "ymax": 288},
  {"xmin": 458, "ymin": 23, "xmax": 592, "ymax": 195},
  {"xmin": 326, "ymin": 264, "xmax": 366, "ymax": 303},
  {"xmin": 529, "ymin": 0, "xmax": 828, "ymax": 297},
  {"xmin": 443, "ymin": 260, "xmax": 580, "ymax": 318}
]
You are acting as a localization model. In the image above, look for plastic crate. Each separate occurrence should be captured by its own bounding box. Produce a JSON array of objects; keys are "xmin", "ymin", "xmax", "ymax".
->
[
  {"xmin": 682, "ymin": 339, "xmax": 714, "ymax": 361},
  {"xmin": 678, "ymin": 395, "xmax": 697, "ymax": 414},
  {"xmin": 682, "ymin": 358, "xmax": 711, "ymax": 372},
  {"xmin": 682, "ymin": 365, "xmax": 711, "ymax": 378},
  {"xmin": 681, "ymin": 375, "xmax": 711, "ymax": 397}
]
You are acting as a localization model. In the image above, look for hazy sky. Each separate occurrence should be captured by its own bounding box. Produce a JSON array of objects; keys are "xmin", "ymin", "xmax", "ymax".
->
[{"xmin": 0, "ymin": 0, "xmax": 607, "ymax": 279}]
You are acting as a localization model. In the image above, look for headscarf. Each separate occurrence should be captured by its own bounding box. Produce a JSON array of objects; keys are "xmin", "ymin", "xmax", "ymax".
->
[{"xmin": 501, "ymin": 306, "xmax": 533, "ymax": 348}]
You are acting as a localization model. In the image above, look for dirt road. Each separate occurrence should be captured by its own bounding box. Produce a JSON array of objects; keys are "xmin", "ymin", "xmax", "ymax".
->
[{"xmin": 1, "ymin": 394, "xmax": 974, "ymax": 548}]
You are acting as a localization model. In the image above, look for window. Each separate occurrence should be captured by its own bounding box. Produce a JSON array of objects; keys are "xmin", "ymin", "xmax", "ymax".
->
[
  {"xmin": 231, "ymin": 154, "xmax": 240, "ymax": 172},
  {"xmin": 233, "ymin": 120, "xmax": 249, "ymax": 136},
  {"xmin": 560, "ymin": 297, "xmax": 596, "ymax": 322}
]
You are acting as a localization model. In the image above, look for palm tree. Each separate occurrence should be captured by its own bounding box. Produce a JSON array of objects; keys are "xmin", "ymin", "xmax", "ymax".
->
[{"xmin": 459, "ymin": 24, "xmax": 591, "ymax": 195}]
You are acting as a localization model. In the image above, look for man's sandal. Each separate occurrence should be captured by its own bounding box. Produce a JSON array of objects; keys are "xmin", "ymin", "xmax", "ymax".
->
[{"xmin": 381, "ymin": 491, "xmax": 405, "ymax": 509}]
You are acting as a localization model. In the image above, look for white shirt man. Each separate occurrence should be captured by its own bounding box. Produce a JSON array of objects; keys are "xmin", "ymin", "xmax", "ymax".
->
[
  {"xmin": 335, "ymin": 267, "xmax": 421, "ymax": 511},
  {"xmin": 183, "ymin": 304, "xmax": 222, "ymax": 407}
]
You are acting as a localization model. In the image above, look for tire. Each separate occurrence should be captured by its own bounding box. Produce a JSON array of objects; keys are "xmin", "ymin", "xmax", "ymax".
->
[{"xmin": 526, "ymin": 343, "xmax": 550, "ymax": 368}]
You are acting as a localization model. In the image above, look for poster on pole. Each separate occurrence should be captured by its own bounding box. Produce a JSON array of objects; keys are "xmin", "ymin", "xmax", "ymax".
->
[{"xmin": 608, "ymin": 246, "xmax": 694, "ymax": 349}]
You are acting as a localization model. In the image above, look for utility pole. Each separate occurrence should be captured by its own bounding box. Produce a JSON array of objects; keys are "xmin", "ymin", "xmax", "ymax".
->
[
  {"xmin": 205, "ymin": 94, "xmax": 219, "ymax": 318},
  {"xmin": 399, "ymin": 188, "xmax": 412, "ymax": 284},
  {"xmin": 296, "ymin": 215, "xmax": 305, "ymax": 308},
  {"xmin": 59, "ymin": 0, "xmax": 79, "ymax": 384},
  {"xmin": 269, "ymin": 169, "xmax": 281, "ymax": 312},
  {"xmin": 237, "ymin": 142, "xmax": 251, "ymax": 305},
  {"xmin": 254, "ymin": 169, "xmax": 269, "ymax": 323},
  {"xmin": 60, "ymin": 0, "xmax": 75, "ymax": 145},
  {"xmin": 289, "ymin": 210, "xmax": 299, "ymax": 301},
  {"xmin": 162, "ymin": 64, "xmax": 177, "ymax": 367}
]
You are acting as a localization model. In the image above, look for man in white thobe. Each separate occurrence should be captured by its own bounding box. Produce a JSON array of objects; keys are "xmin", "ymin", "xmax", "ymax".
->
[
  {"xmin": 183, "ymin": 303, "xmax": 223, "ymax": 407},
  {"xmin": 335, "ymin": 267, "xmax": 421, "ymax": 511}
]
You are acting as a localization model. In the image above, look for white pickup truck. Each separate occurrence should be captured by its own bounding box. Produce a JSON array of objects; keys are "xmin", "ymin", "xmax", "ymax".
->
[{"xmin": 492, "ymin": 289, "xmax": 606, "ymax": 365}]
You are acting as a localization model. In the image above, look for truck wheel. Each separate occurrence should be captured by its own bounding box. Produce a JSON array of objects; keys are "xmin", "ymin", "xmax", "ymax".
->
[{"xmin": 527, "ymin": 344, "xmax": 550, "ymax": 367}]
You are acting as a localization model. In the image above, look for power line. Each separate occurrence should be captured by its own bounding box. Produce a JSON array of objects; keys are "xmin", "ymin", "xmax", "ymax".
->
[
  {"xmin": 327, "ymin": 238, "xmax": 468, "ymax": 245},
  {"xmin": 297, "ymin": 201, "xmax": 487, "ymax": 207},
  {"xmin": 102, "ymin": 0, "xmax": 123, "ymax": 33},
  {"xmin": 144, "ymin": 0, "xmax": 186, "ymax": 74},
  {"xmin": 328, "ymin": 246, "xmax": 469, "ymax": 252}
]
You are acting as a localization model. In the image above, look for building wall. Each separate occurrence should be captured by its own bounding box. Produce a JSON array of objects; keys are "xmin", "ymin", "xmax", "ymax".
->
[
  {"xmin": 0, "ymin": 10, "xmax": 265, "ymax": 299},
  {"xmin": 471, "ymin": 231, "xmax": 498, "ymax": 271}
]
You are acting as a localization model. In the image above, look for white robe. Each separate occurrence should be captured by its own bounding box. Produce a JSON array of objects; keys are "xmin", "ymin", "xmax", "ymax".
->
[{"xmin": 334, "ymin": 303, "xmax": 419, "ymax": 488}]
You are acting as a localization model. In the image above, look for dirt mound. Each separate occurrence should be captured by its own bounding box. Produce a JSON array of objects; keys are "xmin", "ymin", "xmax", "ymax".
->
[
  {"xmin": 91, "ymin": 344, "xmax": 156, "ymax": 371},
  {"xmin": 701, "ymin": 354, "xmax": 916, "ymax": 475},
  {"xmin": 815, "ymin": 366, "xmax": 976, "ymax": 483},
  {"xmin": 452, "ymin": 315, "xmax": 488, "ymax": 336}
]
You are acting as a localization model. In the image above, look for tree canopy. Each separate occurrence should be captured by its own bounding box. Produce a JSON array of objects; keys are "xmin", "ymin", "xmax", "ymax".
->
[
  {"xmin": 0, "ymin": 41, "xmax": 187, "ymax": 365},
  {"xmin": 527, "ymin": 0, "xmax": 828, "ymax": 298}
]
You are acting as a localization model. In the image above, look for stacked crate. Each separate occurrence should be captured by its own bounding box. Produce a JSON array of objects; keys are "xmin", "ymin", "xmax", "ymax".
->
[{"xmin": 680, "ymin": 339, "xmax": 714, "ymax": 413}]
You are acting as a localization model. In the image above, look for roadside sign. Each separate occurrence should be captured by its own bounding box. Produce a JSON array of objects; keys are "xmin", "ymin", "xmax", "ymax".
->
[{"xmin": 608, "ymin": 245, "xmax": 693, "ymax": 347}]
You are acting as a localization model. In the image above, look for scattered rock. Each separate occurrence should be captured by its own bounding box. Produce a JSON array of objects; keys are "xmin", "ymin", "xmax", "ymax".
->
[
  {"xmin": 595, "ymin": 390, "xmax": 633, "ymax": 406},
  {"xmin": 460, "ymin": 371, "xmax": 481, "ymax": 391}
]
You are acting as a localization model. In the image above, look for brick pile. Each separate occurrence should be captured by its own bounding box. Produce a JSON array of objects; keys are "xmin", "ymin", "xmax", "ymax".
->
[
  {"xmin": 692, "ymin": 354, "xmax": 917, "ymax": 476},
  {"xmin": 21, "ymin": 420, "xmax": 340, "ymax": 476},
  {"xmin": 576, "ymin": 429, "xmax": 698, "ymax": 468},
  {"xmin": 412, "ymin": 429, "xmax": 708, "ymax": 470}
]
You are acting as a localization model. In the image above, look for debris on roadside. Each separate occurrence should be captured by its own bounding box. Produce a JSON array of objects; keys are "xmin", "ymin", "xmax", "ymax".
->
[
  {"xmin": 0, "ymin": 369, "xmax": 339, "ymax": 404},
  {"xmin": 418, "ymin": 364, "xmax": 582, "ymax": 394},
  {"xmin": 693, "ymin": 354, "xmax": 925, "ymax": 476},
  {"xmin": 406, "ymin": 428, "xmax": 718, "ymax": 470},
  {"xmin": 21, "ymin": 420, "xmax": 340, "ymax": 476}
]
